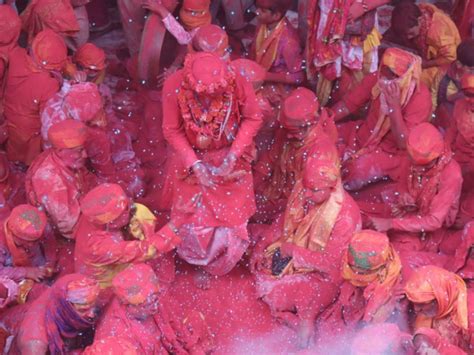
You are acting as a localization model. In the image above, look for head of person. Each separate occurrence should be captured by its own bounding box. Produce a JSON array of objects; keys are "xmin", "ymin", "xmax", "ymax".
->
[
  {"xmin": 183, "ymin": 52, "xmax": 235, "ymax": 98},
  {"xmin": 379, "ymin": 47, "xmax": 422, "ymax": 88},
  {"xmin": 302, "ymin": 144, "xmax": 340, "ymax": 206},
  {"xmin": 255, "ymin": 0, "xmax": 292, "ymax": 25},
  {"xmin": 64, "ymin": 82, "xmax": 106, "ymax": 127},
  {"xmin": 74, "ymin": 43, "xmax": 107, "ymax": 84},
  {"xmin": 179, "ymin": 0, "xmax": 211, "ymax": 30},
  {"xmin": 461, "ymin": 73, "xmax": 474, "ymax": 111},
  {"xmin": 48, "ymin": 120, "xmax": 88, "ymax": 170},
  {"xmin": 83, "ymin": 336, "xmax": 137, "ymax": 355},
  {"xmin": 80, "ymin": 183, "xmax": 130, "ymax": 229},
  {"xmin": 345, "ymin": 230, "xmax": 392, "ymax": 276},
  {"xmin": 0, "ymin": 5, "xmax": 21, "ymax": 50},
  {"xmin": 390, "ymin": 2, "xmax": 422, "ymax": 41},
  {"xmin": 452, "ymin": 39, "xmax": 474, "ymax": 80},
  {"xmin": 112, "ymin": 263, "xmax": 160, "ymax": 320},
  {"xmin": 231, "ymin": 59, "xmax": 266, "ymax": 90},
  {"xmin": 405, "ymin": 265, "xmax": 468, "ymax": 330},
  {"xmin": 30, "ymin": 29, "xmax": 68, "ymax": 72},
  {"xmin": 66, "ymin": 275, "xmax": 100, "ymax": 322},
  {"xmin": 406, "ymin": 123, "xmax": 445, "ymax": 167},
  {"xmin": 191, "ymin": 24, "xmax": 230, "ymax": 59},
  {"xmin": 281, "ymin": 87, "xmax": 320, "ymax": 141},
  {"xmin": 6, "ymin": 204, "xmax": 47, "ymax": 251},
  {"xmin": 413, "ymin": 328, "xmax": 445, "ymax": 355}
]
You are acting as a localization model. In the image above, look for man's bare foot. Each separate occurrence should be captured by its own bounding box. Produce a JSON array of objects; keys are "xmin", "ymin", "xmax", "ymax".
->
[{"xmin": 297, "ymin": 319, "xmax": 314, "ymax": 349}]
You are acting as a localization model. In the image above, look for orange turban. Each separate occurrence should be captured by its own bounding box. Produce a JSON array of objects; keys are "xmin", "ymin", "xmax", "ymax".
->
[
  {"xmin": 192, "ymin": 24, "xmax": 228, "ymax": 56},
  {"xmin": 112, "ymin": 263, "xmax": 160, "ymax": 305},
  {"xmin": 342, "ymin": 230, "xmax": 402, "ymax": 322},
  {"xmin": 231, "ymin": 59, "xmax": 266, "ymax": 83},
  {"xmin": 405, "ymin": 265, "xmax": 468, "ymax": 331},
  {"xmin": 381, "ymin": 47, "xmax": 421, "ymax": 78},
  {"xmin": 6, "ymin": 204, "xmax": 47, "ymax": 241},
  {"xmin": 0, "ymin": 5, "xmax": 21, "ymax": 50},
  {"xmin": 281, "ymin": 87, "xmax": 320, "ymax": 129},
  {"xmin": 84, "ymin": 337, "xmax": 137, "ymax": 355},
  {"xmin": 74, "ymin": 43, "xmax": 106, "ymax": 71},
  {"xmin": 183, "ymin": 52, "xmax": 234, "ymax": 94},
  {"xmin": 66, "ymin": 276, "xmax": 100, "ymax": 307},
  {"xmin": 64, "ymin": 83, "xmax": 104, "ymax": 123},
  {"xmin": 80, "ymin": 183, "xmax": 129, "ymax": 225},
  {"xmin": 31, "ymin": 29, "xmax": 68, "ymax": 71},
  {"xmin": 303, "ymin": 143, "xmax": 340, "ymax": 189},
  {"xmin": 180, "ymin": 0, "xmax": 211, "ymax": 30},
  {"xmin": 461, "ymin": 73, "xmax": 474, "ymax": 95},
  {"xmin": 21, "ymin": 0, "xmax": 79, "ymax": 45},
  {"xmin": 48, "ymin": 120, "xmax": 88, "ymax": 149},
  {"xmin": 407, "ymin": 123, "xmax": 445, "ymax": 165}
]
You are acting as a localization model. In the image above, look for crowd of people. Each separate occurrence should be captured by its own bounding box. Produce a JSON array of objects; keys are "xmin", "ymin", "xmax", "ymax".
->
[{"xmin": 0, "ymin": 0, "xmax": 473, "ymax": 353}]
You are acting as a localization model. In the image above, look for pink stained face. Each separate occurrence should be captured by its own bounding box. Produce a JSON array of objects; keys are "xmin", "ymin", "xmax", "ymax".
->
[
  {"xmin": 125, "ymin": 291, "xmax": 160, "ymax": 320},
  {"xmin": 413, "ymin": 300, "xmax": 438, "ymax": 318},
  {"xmin": 56, "ymin": 146, "xmax": 87, "ymax": 170}
]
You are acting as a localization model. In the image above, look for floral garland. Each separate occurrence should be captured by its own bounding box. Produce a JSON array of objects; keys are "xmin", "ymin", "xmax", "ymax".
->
[{"xmin": 177, "ymin": 85, "xmax": 234, "ymax": 141}]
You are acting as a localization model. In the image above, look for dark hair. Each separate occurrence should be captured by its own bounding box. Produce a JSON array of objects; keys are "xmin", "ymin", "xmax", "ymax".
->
[
  {"xmin": 457, "ymin": 39, "xmax": 474, "ymax": 67},
  {"xmin": 257, "ymin": 0, "xmax": 292, "ymax": 16},
  {"xmin": 391, "ymin": 2, "xmax": 422, "ymax": 35}
]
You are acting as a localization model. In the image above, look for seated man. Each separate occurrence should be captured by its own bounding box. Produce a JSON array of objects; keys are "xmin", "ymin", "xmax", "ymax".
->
[
  {"xmin": 0, "ymin": 205, "xmax": 55, "ymax": 302},
  {"xmin": 3, "ymin": 30, "xmax": 67, "ymax": 165},
  {"xmin": 26, "ymin": 120, "xmax": 92, "ymax": 239},
  {"xmin": 15, "ymin": 274, "xmax": 100, "ymax": 354},
  {"xmin": 20, "ymin": 0, "xmax": 80, "ymax": 47},
  {"xmin": 74, "ymin": 183, "xmax": 180, "ymax": 297},
  {"xmin": 370, "ymin": 123, "xmax": 463, "ymax": 252},
  {"xmin": 251, "ymin": 139, "xmax": 361, "ymax": 348},
  {"xmin": 390, "ymin": 1, "xmax": 461, "ymax": 90},
  {"xmin": 446, "ymin": 73, "xmax": 474, "ymax": 225},
  {"xmin": 253, "ymin": 87, "xmax": 336, "ymax": 222},
  {"xmin": 162, "ymin": 52, "xmax": 262, "ymax": 277},
  {"xmin": 332, "ymin": 47, "xmax": 431, "ymax": 191},
  {"xmin": 95, "ymin": 263, "xmax": 212, "ymax": 354},
  {"xmin": 405, "ymin": 265, "xmax": 469, "ymax": 351},
  {"xmin": 433, "ymin": 38, "xmax": 474, "ymax": 124}
]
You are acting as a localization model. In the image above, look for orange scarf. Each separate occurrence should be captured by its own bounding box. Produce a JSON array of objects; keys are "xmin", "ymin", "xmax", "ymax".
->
[
  {"xmin": 342, "ymin": 245, "xmax": 402, "ymax": 322},
  {"xmin": 254, "ymin": 18, "xmax": 286, "ymax": 71},
  {"xmin": 265, "ymin": 180, "xmax": 344, "ymax": 276},
  {"xmin": 405, "ymin": 266, "xmax": 468, "ymax": 331},
  {"xmin": 351, "ymin": 48, "xmax": 421, "ymax": 159},
  {"xmin": 4, "ymin": 223, "xmax": 31, "ymax": 267}
]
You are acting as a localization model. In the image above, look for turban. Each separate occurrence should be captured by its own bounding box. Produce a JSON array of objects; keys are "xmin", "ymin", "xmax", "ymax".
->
[
  {"xmin": 64, "ymin": 83, "xmax": 104, "ymax": 123},
  {"xmin": 180, "ymin": 0, "xmax": 211, "ymax": 30},
  {"xmin": 80, "ymin": 183, "xmax": 129, "ymax": 225},
  {"xmin": 405, "ymin": 265, "xmax": 468, "ymax": 330},
  {"xmin": 347, "ymin": 230, "xmax": 391, "ymax": 271},
  {"xmin": 351, "ymin": 323, "xmax": 412, "ymax": 355},
  {"xmin": 21, "ymin": 0, "xmax": 79, "ymax": 45},
  {"xmin": 192, "ymin": 24, "xmax": 228, "ymax": 56},
  {"xmin": 112, "ymin": 263, "xmax": 159, "ymax": 305},
  {"xmin": 303, "ymin": 143, "xmax": 340, "ymax": 190},
  {"xmin": 84, "ymin": 337, "xmax": 137, "ymax": 355},
  {"xmin": 281, "ymin": 87, "xmax": 320, "ymax": 129},
  {"xmin": 342, "ymin": 230, "xmax": 402, "ymax": 322},
  {"xmin": 0, "ymin": 5, "xmax": 21, "ymax": 49},
  {"xmin": 382, "ymin": 47, "xmax": 421, "ymax": 78},
  {"xmin": 183, "ymin": 52, "xmax": 234, "ymax": 94},
  {"xmin": 407, "ymin": 123, "xmax": 444, "ymax": 165},
  {"xmin": 6, "ymin": 204, "xmax": 47, "ymax": 241},
  {"xmin": 461, "ymin": 73, "xmax": 474, "ymax": 95},
  {"xmin": 31, "ymin": 29, "xmax": 68, "ymax": 71},
  {"xmin": 231, "ymin": 59, "xmax": 266, "ymax": 84},
  {"xmin": 66, "ymin": 276, "xmax": 100, "ymax": 307},
  {"xmin": 48, "ymin": 120, "xmax": 88, "ymax": 149},
  {"xmin": 74, "ymin": 43, "xmax": 106, "ymax": 71}
]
